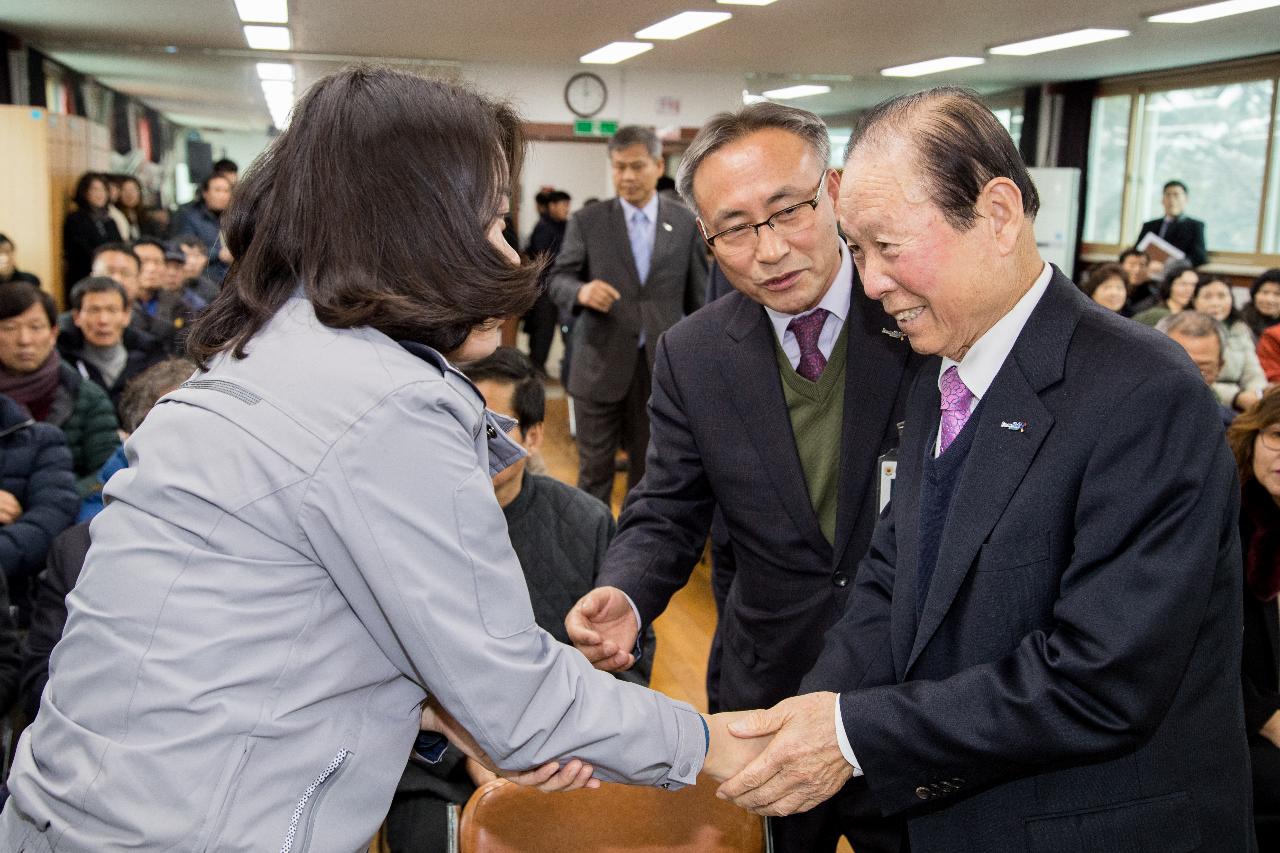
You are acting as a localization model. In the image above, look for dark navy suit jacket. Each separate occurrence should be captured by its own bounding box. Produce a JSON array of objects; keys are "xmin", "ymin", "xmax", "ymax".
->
[
  {"xmin": 1137, "ymin": 215, "xmax": 1208, "ymax": 267},
  {"xmin": 802, "ymin": 269, "xmax": 1253, "ymax": 852}
]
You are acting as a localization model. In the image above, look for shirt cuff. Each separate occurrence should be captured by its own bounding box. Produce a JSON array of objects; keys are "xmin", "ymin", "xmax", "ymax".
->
[
  {"xmin": 834, "ymin": 694, "xmax": 864, "ymax": 778},
  {"xmin": 622, "ymin": 591, "xmax": 645, "ymax": 661}
]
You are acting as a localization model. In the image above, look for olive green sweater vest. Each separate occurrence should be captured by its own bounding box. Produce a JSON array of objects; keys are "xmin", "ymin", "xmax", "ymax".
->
[{"xmin": 773, "ymin": 321, "xmax": 848, "ymax": 545}]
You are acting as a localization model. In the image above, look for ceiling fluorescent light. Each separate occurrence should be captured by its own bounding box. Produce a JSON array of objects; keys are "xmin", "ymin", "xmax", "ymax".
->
[
  {"xmin": 234, "ymin": 0, "xmax": 288, "ymax": 24},
  {"xmin": 244, "ymin": 25, "xmax": 291, "ymax": 50},
  {"xmin": 742, "ymin": 90, "xmax": 770, "ymax": 104},
  {"xmin": 880, "ymin": 56, "xmax": 985, "ymax": 78},
  {"xmin": 718, "ymin": 0, "xmax": 778, "ymax": 5},
  {"xmin": 1148, "ymin": 0, "xmax": 1280, "ymax": 23},
  {"xmin": 761, "ymin": 84, "xmax": 831, "ymax": 99},
  {"xmin": 256, "ymin": 62, "xmax": 294, "ymax": 81},
  {"xmin": 580, "ymin": 42, "xmax": 653, "ymax": 64},
  {"xmin": 636, "ymin": 11, "xmax": 732, "ymax": 39},
  {"xmin": 990, "ymin": 28, "xmax": 1129, "ymax": 55}
]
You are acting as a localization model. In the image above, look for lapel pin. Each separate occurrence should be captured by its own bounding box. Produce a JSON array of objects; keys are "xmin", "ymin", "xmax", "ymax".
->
[
  {"xmin": 662, "ymin": 222, "xmax": 673, "ymax": 232},
  {"xmin": 880, "ymin": 328, "xmax": 905, "ymax": 340},
  {"xmin": 1000, "ymin": 421, "xmax": 1027, "ymax": 433}
]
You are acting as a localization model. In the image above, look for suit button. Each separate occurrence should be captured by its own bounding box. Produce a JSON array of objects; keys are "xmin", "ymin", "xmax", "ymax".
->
[
  {"xmin": 915, "ymin": 786, "xmax": 930, "ymax": 800},
  {"xmin": 832, "ymin": 572, "xmax": 849, "ymax": 588},
  {"xmin": 678, "ymin": 763, "xmax": 691, "ymax": 777}
]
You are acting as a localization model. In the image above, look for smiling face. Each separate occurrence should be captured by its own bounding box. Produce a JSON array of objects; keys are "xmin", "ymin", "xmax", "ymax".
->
[
  {"xmin": 839, "ymin": 136, "xmax": 1031, "ymax": 361},
  {"xmin": 1091, "ymin": 275, "xmax": 1128, "ymax": 313},
  {"xmin": 692, "ymin": 129, "xmax": 843, "ymax": 316},
  {"xmin": 1254, "ymin": 281, "xmax": 1280, "ymax": 319},
  {"xmin": 1193, "ymin": 280, "xmax": 1233, "ymax": 323},
  {"xmin": 1168, "ymin": 270, "xmax": 1197, "ymax": 310}
]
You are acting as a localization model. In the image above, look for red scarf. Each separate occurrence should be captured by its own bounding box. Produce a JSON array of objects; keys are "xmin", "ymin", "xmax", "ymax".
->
[
  {"xmin": 1242, "ymin": 480, "xmax": 1280, "ymax": 602},
  {"xmin": 0, "ymin": 351, "xmax": 61, "ymax": 421}
]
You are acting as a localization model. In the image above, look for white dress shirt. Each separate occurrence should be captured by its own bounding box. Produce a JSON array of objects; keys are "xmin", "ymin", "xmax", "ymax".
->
[
  {"xmin": 764, "ymin": 241, "xmax": 853, "ymax": 366},
  {"xmin": 834, "ymin": 261, "xmax": 1053, "ymax": 776}
]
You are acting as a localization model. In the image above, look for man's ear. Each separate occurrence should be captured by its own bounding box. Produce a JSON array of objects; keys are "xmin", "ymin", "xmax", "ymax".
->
[
  {"xmin": 978, "ymin": 177, "xmax": 1025, "ymax": 256},
  {"xmin": 522, "ymin": 422, "xmax": 545, "ymax": 455}
]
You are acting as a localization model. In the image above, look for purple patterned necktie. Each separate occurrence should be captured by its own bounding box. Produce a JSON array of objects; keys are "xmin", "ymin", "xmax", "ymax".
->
[
  {"xmin": 938, "ymin": 366, "xmax": 975, "ymax": 454},
  {"xmin": 787, "ymin": 308, "xmax": 830, "ymax": 382}
]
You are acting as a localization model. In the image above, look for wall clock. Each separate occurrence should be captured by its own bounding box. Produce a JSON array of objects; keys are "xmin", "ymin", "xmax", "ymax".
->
[{"xmin": 565, "ymin": 72, "xmax": 607, "ymax": 118}]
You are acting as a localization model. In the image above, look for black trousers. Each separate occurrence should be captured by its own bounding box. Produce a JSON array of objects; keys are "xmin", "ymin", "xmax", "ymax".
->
[
  {"xmin": 572, "ymin": 347, "xmax": 650, "ymax": 507},
  {"xmin": 522, "ymin": 292, "xmax": 559, "ymax": 373},
  {"xmin": 1252, "ymin": 735, "xmax": 1280, "ymax": 849}
]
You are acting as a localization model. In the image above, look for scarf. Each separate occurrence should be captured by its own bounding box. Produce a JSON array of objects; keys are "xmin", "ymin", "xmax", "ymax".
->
[
  {"xmin": 0, "ymin": 351, "xmax": 61, "ymax": 421},
  {"xmin": 1242, "ymin": 479, "xmax": 1280, "ymax": 602}
]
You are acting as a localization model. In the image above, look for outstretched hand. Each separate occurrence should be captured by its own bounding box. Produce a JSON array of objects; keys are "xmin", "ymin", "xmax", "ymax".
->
[
  {"xmin": 565, "ymin": 586, "xmax": 639, "ymax": 672},
  {"xmin": 420, "ymin": 697, "xmax": 600, "ymax": 793},
  {"xmin": 700, "ymin": 711, "xmax": 773, "ymax": 782},
  {"xmin": 716, "ymin": 692, "xmax": 853, "ymax": 816}
]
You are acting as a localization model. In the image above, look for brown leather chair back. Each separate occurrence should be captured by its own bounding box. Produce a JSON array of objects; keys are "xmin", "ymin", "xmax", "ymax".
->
[{"xmin": 458, "ymin": 775, "xmax": 766, "ymax": 853}]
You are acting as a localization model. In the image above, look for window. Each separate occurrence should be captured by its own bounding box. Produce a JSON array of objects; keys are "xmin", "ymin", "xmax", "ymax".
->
[
  {"xmin": 992, "ymin": 107, "xmax": 1024, "ymax": 152},
  {"xmin": 1083, "ymin": 95, "xmax": 1132, "ymax": 245}
]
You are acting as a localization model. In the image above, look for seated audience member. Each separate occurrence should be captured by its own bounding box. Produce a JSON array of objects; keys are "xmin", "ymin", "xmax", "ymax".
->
[
  {"xmin": 111, "ymin": 176, "xmax": 145, "ymax": 243},
  {"xmin": 81, "ymin": 242, "xmax": 161, "ymax": 349},
  {"xmin": 1157, "ymin": 311, "xmax": 1237, "ymax": 427},
  {"xmin": 174, "ymin": 234, "xmax": 221, "ymax": 305},
  {"xmin": 0, "ymin": 283, "xmax": 120, "ymax": 495},
  {"xmin": 57, "ymin": 277, "xmax": 163, "ymax": 407},
  {"xmin": 1243, "ymin": 269, "xmax": 1280, "ymax": 342},
  {"xmin": 1260, "ymin": 324, "xmax": 1280, "ymax": 384},
  {"xmin": 0, "ymin": 234, "xmax": 40, "ymax": 288},
  {"xmin": 173, "ymin": 174, "xmax": 233, "ymax": 284},
  {"xmin": 212, "ymin": 157, "xmax": 239, "ymax": 185},
  {"xmin": 1081, "ymin": 262, "xmax": 1128, "ymax": 315},
  {"xmin": 1192, "ymin": 273, "xmax": 1268, "ymax": 412},
  {"xmin": 383, "ymin": 347, "xmax": 655, "ymax": 850},
  {"xmin": 61, "ymin": 173, "xmax": 121, "ymax": 297},
  {"xmin": 1133, "ymin": 260, "xmax": 1197, "ymax": 327},
  {"xmin": 1226, "ymin": 388, "xmax": 1280, "ymax": 850},
  {"xmin": 1146, "ymin": 255, "xmax": 1166, "ymax": 285},
  {"xmin": 21, "ymin": 358, "xmax": 194, "ymax": 720},
  {"xmin": 128, "ymin": 238, "xmax": 182, "ymax": 349},
  {"xmin": 0, "ymin": 390, "xmax": 78, "ymax": 616},
  {"xmin": 1135, "ymin": 179, "xmax": 1208, "ymax": 267},
  {"xmin": 1119, "ymin": 248, "xmax": 1156, "ymax": 311}
]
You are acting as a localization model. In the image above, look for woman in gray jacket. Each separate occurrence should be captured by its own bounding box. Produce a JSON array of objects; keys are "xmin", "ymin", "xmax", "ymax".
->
[{"xmin": 1, "ymin": 68, "xmax": 758, "ymax": 853}]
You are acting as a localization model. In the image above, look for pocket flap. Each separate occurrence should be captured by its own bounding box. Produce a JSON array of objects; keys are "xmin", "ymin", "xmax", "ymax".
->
[{"xmin": 1024, "ymin": 791, "xmax": 1201, "ymax": 853}]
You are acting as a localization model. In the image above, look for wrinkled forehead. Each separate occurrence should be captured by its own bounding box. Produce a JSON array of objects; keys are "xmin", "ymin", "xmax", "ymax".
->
[{"xmin": 837, "ymin": 140, "xmax": 932, "ymax": 232}]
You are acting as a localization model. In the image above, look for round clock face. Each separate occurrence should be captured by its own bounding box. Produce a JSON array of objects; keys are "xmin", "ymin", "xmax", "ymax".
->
[{"xmin": 565, "ymin": 72, "xmax": 607, "ymax": 119}]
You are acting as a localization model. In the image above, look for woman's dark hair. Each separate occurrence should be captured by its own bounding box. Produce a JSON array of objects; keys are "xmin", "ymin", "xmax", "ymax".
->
[
  {"xmin": 1158, "ymin": 260, "xmax": 1195, "ymax": 303},
  {"xmin": 72, "ymin": 172, "xmax": 107, "ymax": 210},
  {"xmin": 1082, "ymin": 263, "xmax": 1125, "ymax": 299},
  {"xmin": 1228, "ymin": 386, "xmax": 1280, "ymax": 487},
  {"xmin": 1191, "ymin": 272, "xmax": 1241, "ymax": 326},
  {"xmin": 0, "ymin": 281, "xmax": 56, "ymax": 325},
  {"xmin": 1252, "ymin": 268, "xmax": 1280, "ymax": 299},
  {"xmin": 185, "ymin": 66, "xmax": 541, "ymax": 366}
]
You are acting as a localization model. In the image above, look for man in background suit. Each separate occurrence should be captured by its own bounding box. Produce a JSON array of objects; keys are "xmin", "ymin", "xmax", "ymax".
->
[
  {"xmin": 548, "ymin": 127, "xmax": 706, "ymax": 505},
  {"xmin": 718, "ymin": 87, "xmax": 1253, "ymax": 852},
  {"xmin": 1136, "ymin": 179, "xmax": 1208, "ymax": 267},
  {"xmin": 566, "ymin": 104, "xmax": 920, "ymax": 853}
]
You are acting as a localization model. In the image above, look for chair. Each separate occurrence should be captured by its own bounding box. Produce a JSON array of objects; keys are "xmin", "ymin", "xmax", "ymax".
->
[{"xmin": 458, "ymin": 774, "xmax": 768, "ymax": 853}]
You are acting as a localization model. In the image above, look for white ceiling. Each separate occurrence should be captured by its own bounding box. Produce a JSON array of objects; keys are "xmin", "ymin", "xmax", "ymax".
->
[{"xmin": 1, "ymin": 0, "xmax": 1278, "ymax": 131}]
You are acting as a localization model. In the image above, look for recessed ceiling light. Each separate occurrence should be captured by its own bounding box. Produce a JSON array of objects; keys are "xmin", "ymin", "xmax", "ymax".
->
[
  {"xmin": 234, "ymin": 0, "xmax": 288, "ymax": 24},
  {"xmin": 1148, "ymin": 0, "xmax": 1280, "ymax": 23},
  {"xmin": 244, "ymin": 25, "xmax": 291, "ymax": 51},
  {"xmin": 580, "ymin": 42, "xmax": 653, "ymax": 64},
  {"xmin": 636, "ymin": 11, "xmax": 732, "ymax": 40},
  {"xmin": 718, "ymin": 0, "xmax": 778, "ymax": 5},
  {"xmin": 256, "ymin": 62, "xmax": 294, "ymax": 81},
  {"xmin": 880, "ymin": 56, "xmax": 985, "ymax": 78},
  {"xmin": 761, "ymin": 84, "xmax": 831, "ymax": 99},
  {"xmin": 990, "ymin": 28, "xmax": 1130, "ymax": 55}
]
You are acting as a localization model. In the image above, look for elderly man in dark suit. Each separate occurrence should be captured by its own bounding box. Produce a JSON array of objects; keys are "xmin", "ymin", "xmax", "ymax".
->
[
  {"xmin": 1136, "ymin": 179, "xmax": 1208, "ymax": 267},
  {"xmin": 566, "ymin": 103, "xmax": 921, "ymax": 853},
  {"xmin": 548, "ymin": 127, "xmax": 706, "ymax": 505},
  {"xmin": 716, "ymin": 88, "xmax": 1253, "ymax": 853}
]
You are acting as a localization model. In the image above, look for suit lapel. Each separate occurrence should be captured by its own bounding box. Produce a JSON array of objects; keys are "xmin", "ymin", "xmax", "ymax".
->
[
  {"xmin": 832, "ymin": 270, "xmax": 912, "ymax": 569},
  {"xmin": 720, "ymin": 296, "xmax": 830, "ymax": 556},
  {"xmin": 904, "ymin": 270, "xmax": 1079, "ymax": 674},
  {"xmin": 649, "ymin": 198, "xmax": 678, "ymax": 285},
  {"xmin": 606, "ymin": 199, "xmax": 642, "ymax": 292}
]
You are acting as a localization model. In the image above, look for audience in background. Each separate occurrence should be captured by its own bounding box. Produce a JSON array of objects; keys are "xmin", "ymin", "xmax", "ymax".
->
[
  {"xmin": 21, "ymin": 357, "xmax": 193, "ymax": 723},
  {"xmin": 1135, "ymin": 179, "xmax": 1208, "ymax": 267},
  {"xmin": 1133, "ymin": 260, "xmax": 1197, "ymax": 327},
  {"xmin": 523, "ymin": 190, "xmax": 571, "ymax": 375},
  {"xmin": 1081, "ymin": 262, "xmax": 1128, "ymax": 315},
  {"xmin": 1243, "ymin": 268, "xmax": 1280, "ymax": 343},
  {"xmin": 0, "ymin": 283, "xmax": 120, "ymax": 496},
  {"xmin": 61, "ymin": 173, "xmax": 121, "ymax": 298},
  {"xmin": 212, "ymin": 157, "xmax": 239, "ymax": 185},
  {"xmin": 1119, "ymin": 248, "xmax": 1156, "ymax": 310},
  {"xmin": 0, "ymin": 235, "xmax": 39, "ymax": 289},
  {"xmin": 1258, "ymin": 323, "xmax": 1280, "ymax": 384},
  {"xmin": 173, "ymin": 173, "xmax": 233, "ymax": 284},
  {"xmin": 105, "ymin": 176, "xmax": 141, "ymax": 243},
  {"xmin": 114, "ymin": 176, "xmax": 145, "ymax": 242},
  {"xmin": 1226, "ymin": 388, "xmax": 1280, "ymax": 850},
  {"xmin": 174, "ymin": 234, "xmax": 221, "ymax": 305},
  {"xmin": 57, "ymin": 277, "xmax": 162, "ymax": 407},
  {"xmin": 130, "ymin": 238, "xmax": 190, "ymax": 352},
  {"xmin": 86, "ymin": 243, "xmax": 162, "ymax": 348},
  {"xmin": 1157, "ymin": 311, "xmax": 1237, "ymax": 428},
  {"xmin": 1191, "ymin": 273, "xmax": 1267, "ymax": 412},
  {"xmin": 0, "ymin": 388, "xmax": 78, "ymax": 618}
]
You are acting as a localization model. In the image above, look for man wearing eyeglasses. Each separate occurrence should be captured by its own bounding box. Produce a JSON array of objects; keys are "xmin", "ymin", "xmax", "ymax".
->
[{"xmin": 566, "ymin": 103, "xmax": 920, "ymax": 853}]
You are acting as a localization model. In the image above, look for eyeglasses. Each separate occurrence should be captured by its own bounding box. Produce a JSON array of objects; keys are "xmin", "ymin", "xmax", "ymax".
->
[
  {"xmin": 700, "ymin": 172, "xmax": 828, "ymax": 256},
  {"xmin": 1260, "ymin": 426, "xmax": 1280, "ymax": 452}
]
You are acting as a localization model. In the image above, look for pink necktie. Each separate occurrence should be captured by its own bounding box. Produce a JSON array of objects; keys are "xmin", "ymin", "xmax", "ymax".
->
[
  {"xmin": 939, "ymin": 366, "xmax": 975, "ymax": 454},
  {"xmin": 787, "ymin": 308, "xmax": 829, "ymax": 382}
]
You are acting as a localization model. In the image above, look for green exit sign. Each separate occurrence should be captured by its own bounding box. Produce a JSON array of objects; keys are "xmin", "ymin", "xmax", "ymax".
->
[{"xmin": 573, "ymin": 119, "xmax": 618, "ymax": 137}]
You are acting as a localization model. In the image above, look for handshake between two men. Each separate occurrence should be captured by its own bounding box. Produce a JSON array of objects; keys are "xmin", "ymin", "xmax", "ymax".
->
[{"xmin": 419, "ymin": 584, "xmax": 855, "ymax": 818}]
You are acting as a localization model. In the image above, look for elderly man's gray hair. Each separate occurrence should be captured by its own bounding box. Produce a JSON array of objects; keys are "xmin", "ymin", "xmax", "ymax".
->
[
  {"xmin": 608, "ymin": 125, "xmax": 662, "ymax": 159},
  {"xmin": 1157, "ymin": 310, "xmax": 1227, "ymax": 363},
  {"xmin": 676, "ymin": 103, "xmax": 830, "ymax": 216}
]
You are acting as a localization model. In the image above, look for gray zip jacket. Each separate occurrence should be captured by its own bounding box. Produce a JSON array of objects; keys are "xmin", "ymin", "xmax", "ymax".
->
[{"xmin": 3, "ymin": 295, "xmax": 705, "ymax": 852}]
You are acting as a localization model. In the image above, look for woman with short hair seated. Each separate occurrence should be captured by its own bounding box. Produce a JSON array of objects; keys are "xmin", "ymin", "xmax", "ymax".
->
[
  {"xmin": 1192, "ymin": 273, "xmax": 1268, "ymax": 412},
  {"xmin": 1081, "ymin": 262, "xmax": 1129, "ymax": 315},
  {"xmin": 1133, "ymin": 260, "xmax": 1197, "ymax": 327},
  {"xmin": 1242, "ymin": 269, "xmax": 1280, "ymax": 343}
]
